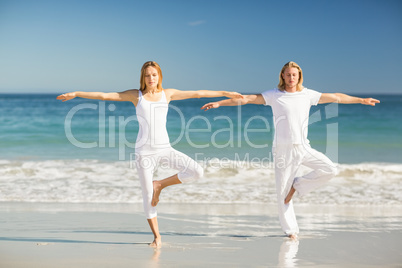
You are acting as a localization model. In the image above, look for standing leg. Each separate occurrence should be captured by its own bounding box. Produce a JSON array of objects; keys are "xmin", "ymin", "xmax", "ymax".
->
[
  {"xmin": 147, "ymin": 217, "xmax": 161, "ymax": 248},
  {"xmin": 135, "ymin": 154, "xmax": 161, "ymax": 247},
  {"xmin": 274, "ymin": 145, "xmax": 303, "ymax": 237}
]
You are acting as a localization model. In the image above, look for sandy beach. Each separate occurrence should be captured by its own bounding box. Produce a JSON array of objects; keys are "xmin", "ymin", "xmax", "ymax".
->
[
  {"xmin": 1, "ymin": 94, "xmax": 401, "ymax": 268},
  {"xmin": 1, "ymin": 202, "xmax": 401, "ymax": 268}
]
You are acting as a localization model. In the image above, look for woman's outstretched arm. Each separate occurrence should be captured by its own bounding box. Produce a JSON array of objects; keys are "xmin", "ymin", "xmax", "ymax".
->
[
  {"xmin": 201, "ymin": 94, "xmax": 265, "ymax": 111},
  {"xmin": 165, "ymin": 88, "xmax": 243, "ymax": 102},
  {"xmin": 319, "ymin": 93, "xmax": 380, "ymax": 106},
  {"xmin": 56, "ymin": 90, "xmax": 138, "ymax": 103}
]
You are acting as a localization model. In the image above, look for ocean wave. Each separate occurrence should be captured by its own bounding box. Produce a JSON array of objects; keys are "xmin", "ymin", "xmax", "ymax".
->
[{"xmin": 0, "ymin": 159, "xmax": 401, "ymax": 205}]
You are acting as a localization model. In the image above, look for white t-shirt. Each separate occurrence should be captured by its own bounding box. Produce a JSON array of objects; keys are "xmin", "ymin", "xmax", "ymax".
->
[{"xmin": 261, "ymin": 88, "xmax": 322, "ymax": 146}]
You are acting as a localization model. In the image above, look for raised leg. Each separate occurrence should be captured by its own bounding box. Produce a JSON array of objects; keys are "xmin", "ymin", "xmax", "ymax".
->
[
  {"xmin": 152, "ymin": 174, "xmax": 181, "ymax": 207},
  {"xmin": 284, "ymin": 185, "xmax": 296, "ymax": 205}
]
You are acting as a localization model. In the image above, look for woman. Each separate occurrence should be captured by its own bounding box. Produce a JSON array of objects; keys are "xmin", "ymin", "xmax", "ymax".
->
[
  {"xmin": 201, "ymin": 61, "xmax": 379, "ymax": 239},
  {"xmin": 57, "ymin": 61, "xmax": 243, "ymax": 247}
]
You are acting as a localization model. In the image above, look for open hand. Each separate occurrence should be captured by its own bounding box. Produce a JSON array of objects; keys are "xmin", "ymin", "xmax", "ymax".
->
[
  {"xmin": 201, "ymin": 102, "xmax": 220, "ymax": 111},
  {"xmin": 56, "ymin": 93, "xmax": 76, "ymax": 102},
  {"xmin": 362, "ymin": 98, "xmax": 380, "ymax": 106}
]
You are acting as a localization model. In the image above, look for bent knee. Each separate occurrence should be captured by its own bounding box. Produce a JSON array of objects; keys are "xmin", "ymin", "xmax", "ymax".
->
[
  {"xmin": 329, "ymin": 165, "xmax": 338, "ymax": 177},
  {"xmin": 193, "ymin": 165, "xmax": 204, "ymax": 180},
  {"xmin": 180, "ymin": 165, "xmax": 203, "ymax": 183},
  {"xmin": 323, "ymin": 164, "xmax": 338, "ymax": 178}
]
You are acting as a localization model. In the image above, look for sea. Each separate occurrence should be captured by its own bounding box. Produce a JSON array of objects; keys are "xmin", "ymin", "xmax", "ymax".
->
[{"xmin": 0, "ymin": 93, "xmax": 401, "ymax": 206}]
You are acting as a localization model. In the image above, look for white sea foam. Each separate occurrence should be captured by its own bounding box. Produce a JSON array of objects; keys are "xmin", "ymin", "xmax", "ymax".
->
[{"xmin": 0, "ymin": 159, "xmax": 401, "ymax": 205}]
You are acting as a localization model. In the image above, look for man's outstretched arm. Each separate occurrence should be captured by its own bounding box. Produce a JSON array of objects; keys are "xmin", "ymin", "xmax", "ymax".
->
[
  {"xmin": 201, "ymin": 94, "xmax": 265, "ymax": 110},
  {"xmin": 319, "ymin": 93, "xmax": 380, "ymax": 106}
]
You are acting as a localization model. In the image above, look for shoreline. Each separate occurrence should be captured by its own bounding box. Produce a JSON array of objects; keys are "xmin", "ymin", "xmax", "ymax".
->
[
  {"xmin": 2, "ymin": 201, "xmax": 401, "ymax": 215},
  {"xmin": 1, "ymin": 202, "xmax": 401, "ymax": 267}
]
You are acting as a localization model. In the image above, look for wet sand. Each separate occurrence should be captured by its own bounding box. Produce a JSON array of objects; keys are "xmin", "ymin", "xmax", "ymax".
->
[{"xmin": 0, "ymin": 202, "xmax": 401, "ymax": 267}]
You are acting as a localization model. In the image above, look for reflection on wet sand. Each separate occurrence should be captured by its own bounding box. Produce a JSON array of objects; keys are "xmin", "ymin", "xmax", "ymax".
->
[{"xmin": 278, "ymin": 239, "xmax": 299, "ymax": 267}]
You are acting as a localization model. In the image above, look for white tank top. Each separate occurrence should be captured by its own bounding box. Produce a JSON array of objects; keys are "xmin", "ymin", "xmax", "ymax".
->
[{"xmin": 135, "ymin": 90, "xmax": 171, "ymax": 155}]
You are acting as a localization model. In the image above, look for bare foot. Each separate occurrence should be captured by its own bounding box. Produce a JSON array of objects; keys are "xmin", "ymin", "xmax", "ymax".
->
[
  {"xmin": 288, "ymin": 234, "xmax": 298, "ymax": 240},
  {"xmin": 284, "ymin": 186, "xmax": 296, "ymax": 204},
  {"xmin": 149, "ymin": 237, "xmax": 162, "ymax": 248},
  {"xmin": 152, "ymin": 180, "xmax": 162, "ymax": 207}
]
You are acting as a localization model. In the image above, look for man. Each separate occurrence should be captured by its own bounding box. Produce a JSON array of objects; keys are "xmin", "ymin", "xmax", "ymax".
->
[{"xmin": 201, "ymin": 61, "xmax": 380, "ymax": 239}]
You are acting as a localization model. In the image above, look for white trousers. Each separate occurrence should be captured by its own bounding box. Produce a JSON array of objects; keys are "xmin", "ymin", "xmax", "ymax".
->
[
  {"xmin": 134, "ymin": 147, "xmax": 203, "ymax": 219},
  {"xmin": 273, "ymin": 144, "xmax": 337, "ymax": 235}
]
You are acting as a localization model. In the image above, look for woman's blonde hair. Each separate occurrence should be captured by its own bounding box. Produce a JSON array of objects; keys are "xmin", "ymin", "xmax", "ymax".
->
[
  {"xmin": 140, "ymin": 61, "xmax": 163, "ymax": 92},
  {"xmin": 278, "ymin": 61, "xmax": 304, "ymax": 91}
]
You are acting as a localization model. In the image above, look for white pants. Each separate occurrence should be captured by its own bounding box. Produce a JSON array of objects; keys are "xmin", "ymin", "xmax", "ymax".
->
[
  {"xmin": 134, "ymin": 147, "xmax": 203, "ymax": 219},
  {"xmin": 273, "ymin": 144, "xmax": 337, "ymax": 236}
]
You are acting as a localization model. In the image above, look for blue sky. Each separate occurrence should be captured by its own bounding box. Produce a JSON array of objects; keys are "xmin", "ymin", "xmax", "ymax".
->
[{"xmin": 0, "ymin": 0, "xmax": 401, "ymax": 94}]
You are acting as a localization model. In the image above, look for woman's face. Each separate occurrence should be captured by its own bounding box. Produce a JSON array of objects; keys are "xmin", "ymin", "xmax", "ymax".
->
[{"xmin": 144, "ymin": 66, "xmax": 159, "ymax": 89}]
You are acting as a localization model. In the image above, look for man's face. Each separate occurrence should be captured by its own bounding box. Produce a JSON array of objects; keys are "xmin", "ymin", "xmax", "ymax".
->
[{"xmin": 282, "ymin": 67, "xmax": 299, "ymax": 89}]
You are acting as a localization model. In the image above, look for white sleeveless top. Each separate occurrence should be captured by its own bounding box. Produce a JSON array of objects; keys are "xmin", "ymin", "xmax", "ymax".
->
[{"xmin": 135, "ymin": 90, "xmax": 171, "ymax": 155}]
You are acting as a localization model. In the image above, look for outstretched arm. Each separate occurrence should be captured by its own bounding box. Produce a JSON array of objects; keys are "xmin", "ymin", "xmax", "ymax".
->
[
  {"xmin": 166, "ymin": 88, "xmax": 243, "ymax": 101},
  {"xmin": 201, "ymin": 94, "xmax": 265, "ymax": 111},
  {"xmin": 319, "ymin": 93, "xmax": 380, "ymax": 106},
  {"xmin": 56, "ymin": 90, "xmax": 138, "ymax": 103}
]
